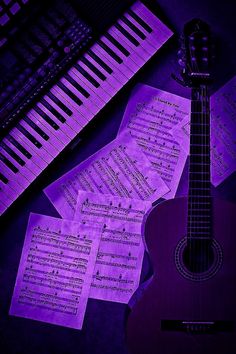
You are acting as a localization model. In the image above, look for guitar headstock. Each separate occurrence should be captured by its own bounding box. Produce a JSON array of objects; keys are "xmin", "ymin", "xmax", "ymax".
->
[{"xmin": 178, "ymin": 19, "xmax": 212, "ymax": 87}]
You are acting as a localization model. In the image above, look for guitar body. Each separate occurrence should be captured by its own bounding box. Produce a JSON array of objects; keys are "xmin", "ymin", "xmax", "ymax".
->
[{"xmin": 126, "ymin": 197, "xmax": 236, "ymax": 354}]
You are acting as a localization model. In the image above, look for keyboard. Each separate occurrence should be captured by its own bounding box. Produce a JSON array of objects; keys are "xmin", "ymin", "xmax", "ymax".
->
[{"xmin": 0, "ymin": 1, "xmax": 173, "ymax": 216}]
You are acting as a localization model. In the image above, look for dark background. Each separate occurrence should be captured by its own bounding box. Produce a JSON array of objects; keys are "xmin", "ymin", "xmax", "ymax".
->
[{"xmin": 1, "ymin": 1, "xmax": 236, "ymax": 353}]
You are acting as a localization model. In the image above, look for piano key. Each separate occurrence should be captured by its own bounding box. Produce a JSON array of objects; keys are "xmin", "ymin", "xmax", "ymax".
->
[
  {"xmin": 118, "ymin": 16, "xmax": 155, "ymax": 54},
  {"xmin": 1, "ymin": 141, "xmax": 25, "ymax": 166},
  {"xmin": 6, "ymin": 135, "xmax": 32, "ymax": 159},
  {"xmin": 19, "ymin": 120, "xmax": 58, "ymax": 158},
  {"xmin": 60, "ymin": 74, "xmax": 101, "ymax": 116},
  {"xmin": 38, "ymin": 96, "xmax": 78, "ymax": 140},
  {"xmin": 0, "ymin": 152, "xmax": 18, "ymax": 173},
  {"xmin": 72, "ymin": 61, "xmax": 111, "ymax": 101},
  {"xmin": 100, "ymin": 35, "xmax": 139, "ymax": 75},
  {"xmin": 76, "ymin": 58, "xmax": 114, "ymax": 99},
  {"xmin": 11, "ymin": 127, "xmax": 50, "ymax": 168},
  {"xmin": 128, "ymin": 7, "xmax": 152, "ymax": 33},
  {"xmin": 0, "ymin": 145, "xmax": 36, "ymax": 182},
  {"xmin": 120, "ymin": 15, "xmax": 146, "ymax": 39},
  {"xmin": 0, "ymin": 202, "xmax": 7, "ymax": 215},
  {"xmin": 0, "ymin": 172, "xmax": 8, "ymax": 185},
  {"xmin": 87, "ymin": 49, "xmax": 113, "ymax": 74},
  {"xmin": 23, "ymin": 115, "xmax": 49, "ymax": 141},
  {"xmin": 73, "ymin": 63, "xmax": 100, "ymax": 88},
  {"xmin": 97, "ymin": 39, "xmax": 123, "ymax": 64},
  {"xmin": 53, "ymin": 84, "xmax": 95, "ymax": 124},
  {"xmin": 17, "ymin": 124, "xmax": 42, "ymax": 149},
  {"xmin": 10, "ymin": 128, "xmax": 47, "ymax": 171},
  {"xmin": 47, "ymin": 91, "xmax": 73, "ymax": 116},
  {"xmin": 0, "ymin": 160, "xmax": 28, "ymax": 191},
  {"xmin": 27, "ymin": 111, "xmax": 65, "ymax": 153},
  {"xmin": 34, "ymin": 105, "xmax": 60, "ymax": 130},
  {"xmin": 40, "ymin": 98, "xmax": 67, "ymax": 124},
  {"xmin": 80, "ymin": 56, "xmax": 106, "ymax": 81},
  {"xmin": 109, "ymin": 27, "xmax": 146, "ymax": 67},
  {"xmin": 2, "ymin": 137, "xmax": 39, "ymax": 177},
  {"xmin": 114, "ymin": 23, "xmax": 139, "ymax": 47},
  {"xmin": 104, "ymin": 32, "xmax": 130, "ymax": 57},
  {"xmin": 64, "ymin": 73, "xmax": 90, "ymax": 98},
  {"xmin": 0, "ymin": 180, "xmax": 15, "ymax": 204},
  {"xmin": 63, "ymin": 70, "xmax": 104, "ymax": 114},
  {"xmin": 91, "ymin": 43, "xmax": 128, "ymax": 84},
  {"xmin": 83, "ymin": 52, "xmax": 121, "ymax": 93},
  {"xmin": 57, "ymin": 81, "xmax": 83, "ymax": 106}
]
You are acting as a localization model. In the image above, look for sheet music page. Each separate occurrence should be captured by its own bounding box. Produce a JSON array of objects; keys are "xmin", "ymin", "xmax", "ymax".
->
[
  {"xmin": 74, "ymin": 191, "xmax": 151, "ymax": 303},
  {"xmin": 44, "ymin": 131, "xmax": 168, "ymax": 219},
  {"xmin": 171, "ymin": 76, "xmax": 236, "ymax": 185},
  {"xmin": 118, "ymin": 84, "xmax": 191, "ymax": 199},
  {"xmin": 10, "ymin": 213, "xmax": 101, "ymax": 330}
]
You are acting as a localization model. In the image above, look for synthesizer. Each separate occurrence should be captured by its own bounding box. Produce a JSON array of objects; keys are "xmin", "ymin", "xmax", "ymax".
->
[{"xmin": 0, "ymin": 0, "xmax": 173, "ymax": 216}]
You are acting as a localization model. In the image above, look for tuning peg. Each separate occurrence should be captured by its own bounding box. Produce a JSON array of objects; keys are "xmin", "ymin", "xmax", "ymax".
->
[{"xmin": 178, "ymin": 58, "xmax": 186, "ymax": 67}]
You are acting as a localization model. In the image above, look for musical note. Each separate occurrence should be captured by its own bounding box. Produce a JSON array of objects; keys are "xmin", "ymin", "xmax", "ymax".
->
[
  {"xmin": 44, "ymin": 131, "xmax": 168, "ymax": 220},
  {"xmin": 118, "ymin": 84, "xmax": 191, "ymax": 198},
  {"xmin": 75, "ymin": 191, "xmax": 151, "ymax": 303},
  {"xmin": 9, "ymin": 213, "xmax": 101, "ymax": 330}
]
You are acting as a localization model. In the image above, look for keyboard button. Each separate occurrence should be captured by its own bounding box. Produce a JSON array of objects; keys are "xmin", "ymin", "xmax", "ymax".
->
[
  {"xmin": 115, "ymin": 23, "xmax": 139, "ymax": 47},
  {"xmin": 104, "ymin": 33, "xmax": 130, "ymax": 57},
  {"xmin": 0, "ymin": 172, "xmax": 8, "ymax": 184},
  {"xmin": 17, "ymin": 124, "xmax": 42, "ymax": 149},
  {"xmin": 34, "ymin": 105, "xmax": 60, "ymax": 130},
  {"xmin": 74, "ymin": 63, "xmax": 100, "ymax": 88},
  {"xmin": 128, "ymin": 8, "xmax": 152, "ymax": 33},
  {"xmin": 57, "ymin": 81, "xmax": 83, "ymax": 106}
]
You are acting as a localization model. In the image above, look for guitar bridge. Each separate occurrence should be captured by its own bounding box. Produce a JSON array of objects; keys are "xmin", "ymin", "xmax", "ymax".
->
[{"xmin": 161, "ymin": 320, "xmax": 234, "ymax": 333}]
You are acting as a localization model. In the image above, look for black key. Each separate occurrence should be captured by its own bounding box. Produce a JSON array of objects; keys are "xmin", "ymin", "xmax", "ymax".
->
[
  {"xmin": 0, "ymin": 172, "xmax": 8, "ymax": 184},
  {"xmin": 104, "ymin": 33, "xmax": 130, "ymax": 57},
  {"xmin": 1, "ymin": 142, "xmax": 25, "ymax": 166},
  {"xmin": 57, "ymin": 81, "xmax": 83, "ymax": 106},
  {"xmin": 64, "ymin": 73, "xmax": 90, "ymax": 98},
  {"xmin": 121, "ymin": 15, "xmax": 146, "ymax": 39},
  {"xmin": 114, "ymin": 23, "xmax": 139, "ymax": 47},
  {"xmin": 40, "ymin": 98, "xmax": 66, "ymax": 123},
  {"xmin": 23, "ymin": 116, "xmax": 49, "ymax": 141},
  {"xmin": 17, "ymin": 124, "xmax": 42, "ymax": 149},
  {"xmin": 74, "ymin": 64, "xmax": 100, "ymax": 88},
  {"xmin": 47, "ymin": 92, "xmax": 72, "ymax": 116},
  {"xmin": 127, "ymin": 9, "xmax": 152, "ymax": 33},
  {"xmin": 81, "ymin": 57, "xmax": 106, "ymax": 81},
  {"xmin": 87, "ymin": 49, "xmax": 113, "ymax": 74},
  {"xmin": 7, "ymin": 135, "xmax": 32, "ymax": 159},
  {"xmin": 98, "ymin": 39, "xmax": 123, "ymax": 64},
  {"xmin": 34, "ymin": 106, "xmax": 60, "ymax": 130},
  {"xmin": 0, "ymin": 153, "xmax": 18, "ymax": 173}
]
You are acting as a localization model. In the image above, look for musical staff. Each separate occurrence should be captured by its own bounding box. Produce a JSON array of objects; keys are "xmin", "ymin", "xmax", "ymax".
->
[
  {"xmin": 10, "ymin": 213, "xmax": 101, "ymax": 330},
  {"xmin": 75, "ymin": 191, "xmax": 151, "ymax": 303},
  {"xmin": 118, "ymin": 84, "xmax": 190, "ymax": 198},
  {"xmin": 44, "ymin": 131, "xmax": 168, "ymax": 219}
]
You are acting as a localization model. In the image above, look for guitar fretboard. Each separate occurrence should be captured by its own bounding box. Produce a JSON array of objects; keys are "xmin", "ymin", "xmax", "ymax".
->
[{"xmin": 187, "ymin": 85, "xmax": 212, "ymax": 240}]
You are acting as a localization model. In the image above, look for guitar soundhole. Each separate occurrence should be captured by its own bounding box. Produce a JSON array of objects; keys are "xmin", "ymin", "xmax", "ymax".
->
[{"xmin": 175, "ymin": 238, "xmax": 223, "ymax": 281}]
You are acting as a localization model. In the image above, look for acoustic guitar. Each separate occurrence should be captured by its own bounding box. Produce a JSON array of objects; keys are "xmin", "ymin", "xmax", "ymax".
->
[{"xmin": 126, "ymin": 19, "xmax": 236, "ymax": 354}]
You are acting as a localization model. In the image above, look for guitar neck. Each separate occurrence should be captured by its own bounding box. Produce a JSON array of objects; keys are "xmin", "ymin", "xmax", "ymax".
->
[{"xmin": 187, "ymin": 85, "xmax": 212, "ymax": 241}]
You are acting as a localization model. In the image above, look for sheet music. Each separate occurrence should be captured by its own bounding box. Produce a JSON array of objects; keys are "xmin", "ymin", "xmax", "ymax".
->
[
  {"xmin": 118, "ymin": 84, "xmax": 191, "ymax": 198},
  {"xmin": 44, "ymin": 131, "xmax": 168, "ymax": 219},
  {"xmin": 10, "ymin": 214, "xmax": 101, "ymax": 330},
  {"xmin": 75, "ymin": 191, "xmax": 151, "ymax": 303},
  {"xmin": 171, "ymin": 76, "xmax": 236, "ymax": 185}
]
